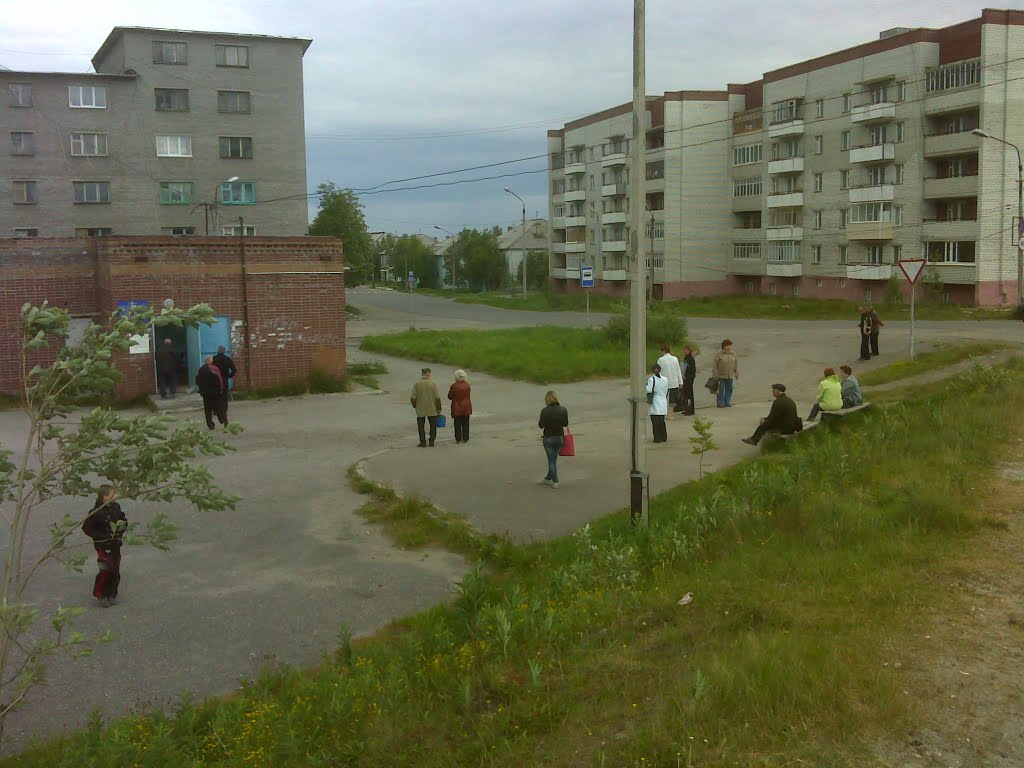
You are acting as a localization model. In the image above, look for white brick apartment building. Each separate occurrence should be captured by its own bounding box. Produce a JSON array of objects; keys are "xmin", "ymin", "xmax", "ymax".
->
[{"xmin": 547, "ymin": 9, "xmax": 1024, "ymax": 306}]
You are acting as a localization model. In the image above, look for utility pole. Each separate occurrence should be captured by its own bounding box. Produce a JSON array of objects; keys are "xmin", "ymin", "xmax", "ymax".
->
[
  {"xmin": 434, "ymin": 225, "xmax": 456, "ymax": 289},
  {"xmin": 505, "ymin": 187, "xmax": 528, "ymax": 299},
  {"xmin": 628, "ymin": 0, "xmax": 648, "ymax": 526},
  {"xmin": 972, "ymin": 129, "xmax": 1024, "ymax": 313}
]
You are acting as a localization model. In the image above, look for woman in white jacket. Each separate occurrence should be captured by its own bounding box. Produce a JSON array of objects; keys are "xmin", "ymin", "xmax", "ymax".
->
[
  {"xmin": 646, "ymin": 363, "xmax": 670, "ymax": 443},
  {"xmin": 656, "ymin": 345, "xmax": 683, "ymax": 419}
]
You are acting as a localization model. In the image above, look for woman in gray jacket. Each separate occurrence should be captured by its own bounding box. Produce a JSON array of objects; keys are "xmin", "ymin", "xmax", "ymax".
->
[{"xmin": 839, "ymin": 365, "xmax": 863, "ymax": 408}]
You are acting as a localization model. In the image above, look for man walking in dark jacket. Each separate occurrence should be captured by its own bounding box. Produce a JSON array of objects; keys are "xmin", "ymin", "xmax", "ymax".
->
[
  {"xmin": 196, "ymin": 355, "xmax": 229, "ymax": 430},
  {"xmin": 858, "ymin": 307, "xmax": 873, "ymax": 361},
  {"xmin": 741, "ymin": 384, "xmax": 801, "ymax": 445},
  {"xmin": 155, "ymin": 338, "xmax": 179, "ymax": 399},
  {"xmin": 868, "ymin": 305, "xmax": 884, "ymax": 357},
  {"xmin": 677, "ymin": 345, "xmax": 696, "ymax": 415},
  {"xmin": 213, "ymin": 345, "xmax": 236, "ymax": 385}
]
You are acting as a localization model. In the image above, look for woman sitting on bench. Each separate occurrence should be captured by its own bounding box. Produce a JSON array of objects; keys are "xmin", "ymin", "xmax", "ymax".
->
[
  {"xmin": 807, "ymin": 367, "xmax": 843, "ymax": 422},
  {"xmin": 839, "ymin": 365, "xmax": 863, "ymax": 408}
]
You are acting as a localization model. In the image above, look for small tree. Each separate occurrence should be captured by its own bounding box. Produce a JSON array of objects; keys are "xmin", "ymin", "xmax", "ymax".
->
[
  {"xmin": 0, "ymin": 302, "xmax": 240, "ymax": 744},
  {"xmin": 309, "ymin": 183, "xmax": 371, "ymax": 285},
  {"xmin": 516, "ymin": 249, "xmax": 549, "ymax": 290},
  {"xmin": 689, "ymin": 417, "xmax": 718, "ymax": 479}
]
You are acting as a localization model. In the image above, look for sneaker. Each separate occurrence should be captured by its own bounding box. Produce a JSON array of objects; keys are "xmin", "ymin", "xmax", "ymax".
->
[
  {"xmin": 550, "ymin": 482, "xmax": 559, "ymax": 489},
  {"xmin": 538, "ymin": 478, "xmax": 552, "ymax": 486},
  {"xmin": 97, "ymin": 597, "xmax": 110, "ymax": 607},
  {"xmin": 741, "ymin": 437, "xmax": 757, "ymax": 446},
  {"xmin": 417, "ymin": 442, "xmax": 427, "ymax": 448}
]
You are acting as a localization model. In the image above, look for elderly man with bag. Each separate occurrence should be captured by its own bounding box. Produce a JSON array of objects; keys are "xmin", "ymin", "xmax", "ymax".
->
[{"xmin": 410, "ymin": 367, "xmax": 443, "ymax": 447}]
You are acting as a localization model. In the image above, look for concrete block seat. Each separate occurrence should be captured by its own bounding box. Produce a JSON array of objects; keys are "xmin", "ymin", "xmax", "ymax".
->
[{"xmin": 766, "ymin": 402, "xmax": 873, "ymax": 447}]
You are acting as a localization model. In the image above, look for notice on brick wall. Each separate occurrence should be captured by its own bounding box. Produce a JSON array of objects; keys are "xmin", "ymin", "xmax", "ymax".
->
[{"xmin": 129, "ymin": 333, "xmax": 150, "ymax": 355}]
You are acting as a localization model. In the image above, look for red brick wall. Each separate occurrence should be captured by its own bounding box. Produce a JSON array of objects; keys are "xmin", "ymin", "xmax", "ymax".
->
[{"xmin": 1, "ymin": 236, "xmax": 345, "ymax": 398}]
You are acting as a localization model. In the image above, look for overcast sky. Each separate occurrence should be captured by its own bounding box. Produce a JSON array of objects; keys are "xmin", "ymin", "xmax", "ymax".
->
[{"xmin": 2, "ymin": 1, "xmax": 1014, "ymax": 235}]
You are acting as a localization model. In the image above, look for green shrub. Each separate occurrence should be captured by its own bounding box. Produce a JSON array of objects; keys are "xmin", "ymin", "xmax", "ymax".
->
[{"xmin": 603, "ymin": 308, "xmax": 688, "ymax": 346}]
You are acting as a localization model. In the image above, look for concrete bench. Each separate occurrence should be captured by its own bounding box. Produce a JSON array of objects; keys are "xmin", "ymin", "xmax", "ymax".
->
[{"xmin": 763, "ymin": 403, "xmax": 872, "ymax": 449}]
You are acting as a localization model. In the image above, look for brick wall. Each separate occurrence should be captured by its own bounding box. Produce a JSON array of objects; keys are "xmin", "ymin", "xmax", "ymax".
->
[{"xmin": 1, "ymin": 236, "xmax": 345, "ymax": 397}]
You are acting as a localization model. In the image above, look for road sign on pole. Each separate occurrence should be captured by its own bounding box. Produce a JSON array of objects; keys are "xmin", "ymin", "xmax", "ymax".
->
[
  {"xmin": 580, "ymin": 266, "xmax": 595, "ymax": 288},
  {"xmin": 898, "ymin": 258, "xmax": 927, "ymax": 360}
]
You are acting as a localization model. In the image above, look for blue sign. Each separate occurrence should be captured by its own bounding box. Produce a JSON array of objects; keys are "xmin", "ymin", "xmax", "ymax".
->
[
  {"xmin": 116, "ymin": 299, "xmax": 149, "ymax": 316},
  {"xmin": 580, "ymin": 266, "xmax": 595, "ymax": 289}
]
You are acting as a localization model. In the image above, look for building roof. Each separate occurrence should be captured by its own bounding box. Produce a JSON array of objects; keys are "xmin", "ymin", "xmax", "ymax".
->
[
  {"xmin": 498, "ymin": 219, "xmax": 548, "ymax": 251},
  {"xmin": 92, "ymin": 26, "xmax": 313, "ymax": 69}
]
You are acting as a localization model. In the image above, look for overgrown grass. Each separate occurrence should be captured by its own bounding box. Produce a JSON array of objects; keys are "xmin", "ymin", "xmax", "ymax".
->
[
  {"xmin": 345, "ymin": 304, "xmax": 363, "ymax": 316},
  {"xmin": 233, "ymin": 367, "xmax": 350, "ymax": 400},
  {"xmin": 859, "ymin": 342, "xmax": 1015, "ymax": 386},
  {"xmin": 7, "ymin": 362, "xmax": 1023, "ymax": 767},
  {"xmin": 347, "ymin": 361, "xmax": 388, "ymax": 390},
  {"xmin": 360, "ymin": 327, "xmax": 686, "ymax": 383}
]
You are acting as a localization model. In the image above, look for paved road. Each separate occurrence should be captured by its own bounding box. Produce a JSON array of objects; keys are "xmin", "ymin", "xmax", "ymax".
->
[{"xmin": 3, "ymin": 287, "xmax": 1019, "ymax": 751}]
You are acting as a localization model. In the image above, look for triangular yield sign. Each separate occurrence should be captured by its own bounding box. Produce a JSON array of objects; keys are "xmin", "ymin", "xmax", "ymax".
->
[{"xmin": 898, "ymin": 258, "xmax": 927, "ymax": 284}]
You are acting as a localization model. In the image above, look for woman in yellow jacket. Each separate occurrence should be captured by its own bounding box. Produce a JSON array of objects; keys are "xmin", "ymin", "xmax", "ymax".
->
[{"xmin": 807, "ymin": 367, "xmax": 843, "ymax": 422}]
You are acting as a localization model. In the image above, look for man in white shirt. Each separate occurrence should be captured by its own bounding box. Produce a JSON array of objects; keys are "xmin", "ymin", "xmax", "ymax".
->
[{"xmin": 657, "ymin": 345, "xmax": 683, "ymax": 420}]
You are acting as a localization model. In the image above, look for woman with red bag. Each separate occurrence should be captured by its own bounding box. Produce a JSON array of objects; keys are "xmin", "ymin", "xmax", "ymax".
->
[
  {"xmin": 537, "ymin": 390, "xmax": 569, "ymax": 489},
  {"xmin": 447, "ymin": 370, "xmax": 473, "ymax": 444}
]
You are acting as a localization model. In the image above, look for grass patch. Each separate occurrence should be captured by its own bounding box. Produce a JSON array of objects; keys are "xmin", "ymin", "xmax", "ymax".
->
[
  {"xmin": 233, "ymin": 367, "xmax": 350, "ymax": 400},
  {"xmin": 348, "ymin": 361, "xmax": 388, "ymax": 390},
  {"xmin": 859, "ymin": 342, "xmax": 1015, "ymax": 386},
  {"xmin": 345, "ymin": 304, "xmax": 363, "ymax": 316},
  {"xmin": 7, "ymin": 362, "xmax": 1024, "ymax": 767},
  {"xmin": 361, "ymin": 326, "xmax": 687, "ymax": 383}
]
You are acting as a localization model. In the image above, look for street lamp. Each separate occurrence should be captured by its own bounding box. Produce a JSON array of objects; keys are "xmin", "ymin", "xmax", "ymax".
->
[
  {"xmin": 194, "ymin": 176, "xmax": 239, "ymax": 236},
  {"xmin": 504, "ymin": 187, "xmax": 527, "ymax": 299},
  {"xmin": 434, "ymin": 225, "xmax": 457, "ymax": 289},
  {"xmin": 971, "ymin": 128, "xmax": 1023, "ymax": 311}
]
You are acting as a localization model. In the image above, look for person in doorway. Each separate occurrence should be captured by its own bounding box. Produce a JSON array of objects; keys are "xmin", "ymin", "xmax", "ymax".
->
[
  {"xmin": 839, "ymin": 365, "xmax": 864, "ymax": 408},
  {"xmin": 410, "ymin": 367, "xmax": 443, "ymax": 447},
  {"xmin": 807, "ymin": 367, "xmax": 843, "ymax": 422},
  {"xmin": 741, "ymin": 384, "xmax": 801, "ymax": 446},
  {"xmin": 448, "ymin": 370, "xmax": 473, "ymax": 444},
  {"xmin": 155, "ymin": 338, "xmax": 179, "ymax": 399},
  {"xmin": 213, "ymin": 345, "xmax": 236, "ymax": 385},
  {"xmin": 678, "ymin": 345, "xmax": 696, "ymax": 415},
  {"xmin": 196, "ymin": 355, "xmax": 229, "ymax": 429},
  {"xmin": 538, "ymin": 390, "xmax": 569, "ymax": 488},
  {"xmin": 656, "ymin": 345, "xmax": 683, "ymax": 420},
  {"xmin": 81, "ymin": 484, "xmax": 127, "ymax": 607},
  {"xmin": 858, "ymin": 306, "xmax": 873, "ymax": 361},
  {"xmin": 646, "ymin": 363, "xmax": 670, "ymax": 443},
  {"xmin": 868, "ymin": 305, "xmax": 884, "ymax": 357},
  {"xmin": 713, "ymin": 339, "xmax": 739, "ymax": 407}
]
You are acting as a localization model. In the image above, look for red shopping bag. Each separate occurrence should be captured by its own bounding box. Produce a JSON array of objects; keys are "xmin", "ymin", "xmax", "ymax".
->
[{"xmin": 559, "ymin": 429, "xmax": 575, "ymax": 457}]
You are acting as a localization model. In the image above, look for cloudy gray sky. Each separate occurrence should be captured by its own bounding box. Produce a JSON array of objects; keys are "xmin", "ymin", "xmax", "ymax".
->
[{"xmin": 1, "ymin": 1, "xmax": 1013, "ymax": 235}]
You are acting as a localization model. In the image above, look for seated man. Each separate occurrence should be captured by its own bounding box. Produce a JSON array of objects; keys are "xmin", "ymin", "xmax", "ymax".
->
[
  {"xmin": 839, "ymin": 365, "xmax": 863, "ymax": 408},
  {"xmin": 742, "ymin": 383, "xmax": 801, "ymax": 446}
]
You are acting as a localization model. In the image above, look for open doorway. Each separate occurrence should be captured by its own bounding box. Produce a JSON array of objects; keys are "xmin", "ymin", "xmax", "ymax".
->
[
  {"xmin": 152, "ymin": 325, "xmax": 189, "ymax": 394},
  {"xmin": 152, "ymin": 317, "xmax": 233, "ymax": 395}
]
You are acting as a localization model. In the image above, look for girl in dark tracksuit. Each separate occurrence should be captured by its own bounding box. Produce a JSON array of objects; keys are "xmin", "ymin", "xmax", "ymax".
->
[{"xmin": 82, "ymin": 485, "xmax": 127, "ymax": 607}]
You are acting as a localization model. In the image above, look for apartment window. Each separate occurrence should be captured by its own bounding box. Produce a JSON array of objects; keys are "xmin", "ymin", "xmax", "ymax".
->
[
  {"xmin": 792, "ymin": 284, "xmax": 800, "ymax": 297},
  {"xmin": 10, "ymin": 132, "xmax": 34, "ymax": 156},
  {"xmin": 14, "ymin": 228, "xmax": 39, "ymax": 238},
  {"xmin": 870, "ymin": 125, "xmax": 887, "ymax": 145},
  {"xmin": 840, "ymin": 170, "xmax": 850, "ymax": 190},
  {"xmin": 8, "ymin": 83, "xmax": 32, "ymax": 107},
  {"xmin": 772, "ymin": 99, "xmax": 799, "ymax": 123},
  {"xmin": 816, "ymin": 279, "xmax": 824, "ymax": 287},
  {"xmin": 73, "ymin": 181, "xmax": 111, "ymax": 204},
  {"xmin": 71, "ymin": 132, "xmax": 108, "ymax": 156},
  {"xmin": 892, "ymin": 245, "xmax": 903, "ymax": 262},
  {"xmin": 12, "ymin": 180, "xmax": 38, "ymax": 204},
  {"xmin": 814, "ymin": 135, "xmax": 823, "ymax": 154},
  {"xmin": 840, "ymin": 278, "xmax": 847, "ymax": 287},
  {"xmin": 733, "ymin": 243, "xmax": 761, "ymax": 259},
  {"xmin": 815, "ymin": 98, "xmax": 824, "ymax": 118},
  {"xmin": 162, "ymin": 226, "xmax": 196, "ymax": 236},
  {"xmin": 840, "ymin": 209, "xmax": 849, "ymax": 228},
  {"xmin": 74, "ymin": 227, "xmax": 113, "ymax": 237},
  {"xmin": 155, "ymin": 88, "xmax": 189, "ymax": 112},
  {"xmin": 896, "ymin": 164, "xmax": 905, "ymax": 184},
  {"xmin": 927, "ymin": 59, "xmax": 981, "ymax": 92},
  {"xmin": 842, "ymin": 93, "xmax": 851, "ymax": 113},
  {"xmin": 813, "ymin": 210, "xmax": 822, "ymax": 229},
  {"xmin": 869, "ymin": 84, "xmax": 889, "ymax": 104},
  {"xmin": 220, "ymin": 181, "xmax": 255, "ymax": 204},
  {"xmin": 896, "ymin": 81, "xmax": 907, "ymax": 101},
  {"xmin": 155, "ymin": 135, "xmax": 192, "ymax": 157},
  {"xmin": 864, "ymin": 288, "xmax": 874, "ymax": 302},
  {"xmin": 552, "ymin": 179, "xmax": 565, "ymax": 195},
  {"xmin": 813, "ymin": 172, "xmax": 823, "ymax": 192},
  {"xmin": 68, "ymin": 85, "xmax": 106, "ymax": 108},
  {"xmin": 769, "ymin": 283, "xmax": 777, "ymax": 296},
  {"xmin": 223, "ymin": 225, "xmax": 257, "ymax": 236},
  {"xmin": 769, "ymin": 241, "xmax": 801, "ymax": 262},
  {"xmin": 811, "ymin": 245, "xmax": 822, "ymax": 264},
  {"xmin": 893, "ymin": 205, "xmax": 903, "ymax": 225},
  {"xmin": 219, "ymin": 136, "xmax": 253, "ymax": 159},
  {"xmin": 895, "ymin": 122, "xmax": 905, "ymax": 142},
  {"xmin": 926, "ymin": 241, "xmax": 976, "ymax": 264},
  {"xmin": 215, "ymin": 44, "xmax": 249, "ymax": 67},
  {"xmin": 868, "ymin": 245, "xmax": 884, "ymax": 264},
  {"xmin": 733, "ymin": 143, "xmax": 762, "ymax": 166},
  {"xmin": 733, "ymin": 177, "xmax": 762, "ymax": 197},
  {"xmin": 839, "ymin": 245, "xmax": 848, "ymax": 264},
  {"xmin": 217, "ymin": 90, "xmax": 252, "ymax": 113},
  {"xmin": 159, "ymin": 181, "xmax": 194, "ymax": 205},
  {"xmin": 152, "ymin": 41, "xmax": 188, "ymax": 64},
  {"xmin": 841, "ymin": 130, "xmax": 851, "ymax": 151},
  {"xmin": 851, "ymin": 203, "xmax": 892, "ymax": 223},
  {"xmin": 868, "ymin": 166, "xmax": 886, "ymax": 186}
]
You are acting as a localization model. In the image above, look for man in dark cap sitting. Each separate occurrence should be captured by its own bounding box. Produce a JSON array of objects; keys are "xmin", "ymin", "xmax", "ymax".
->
[{"xmin": 741, "ymin": 383, "xmax": 801, "ymax": 446}]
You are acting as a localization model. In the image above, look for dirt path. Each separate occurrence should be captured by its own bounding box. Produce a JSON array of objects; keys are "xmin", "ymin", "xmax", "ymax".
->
[{"xmin": 866, "ymin": 349, "xmax": 1021, "ymax": 394}]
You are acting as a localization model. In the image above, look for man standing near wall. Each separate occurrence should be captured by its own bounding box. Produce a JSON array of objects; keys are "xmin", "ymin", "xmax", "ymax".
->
[
  {"xmin": 156, "ymin": 338, "xmax": 179, "ymax": 399},
  {"xmin": 196, "ymin": 355, "xmax": 229, "ymax": 430},
  {"xmin": 213, "ymin": 345, "xmax": 236, "ymax": 387}
]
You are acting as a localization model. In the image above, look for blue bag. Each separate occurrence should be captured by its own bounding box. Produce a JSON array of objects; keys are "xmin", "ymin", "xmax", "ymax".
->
[{"xmin": 435, "ymin": 415, "xmax": 447, "ymax": 428}]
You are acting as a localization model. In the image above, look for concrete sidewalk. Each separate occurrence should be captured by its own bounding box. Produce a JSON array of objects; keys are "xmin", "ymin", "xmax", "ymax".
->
[{"xmin": 362, "ymin": 402, "xmax": 767, "ymax": 542}]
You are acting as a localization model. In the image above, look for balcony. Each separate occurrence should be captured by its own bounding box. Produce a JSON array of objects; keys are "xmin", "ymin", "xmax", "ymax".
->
[
  {"xmin": 551, "ymin": 216, "xmax": 566, "ymax": 229},
  {"xmin": 921, "ymin": 263, "xmax": 977, "ymax": 284},
  {"xmin": 921, "ymin": 220, "xmax": 979, "ymax": 240},
  {"xmin": 730, "ymin": 259, "xmax": 765, "ymax": 276},
  {"xmin": 550, "ymin": 268, "xmax": 567, "ymax": 279},
  {"xmin": 768, "ymin": 157, "xmax": 804, "ymax": 174},
  {"xmin": 844, "ymin": 264, "xmax": 893, "ymax": 280},
  {"xmin": 565, "ymin": 241, "xmax": 586, "ymax": 253},
  {"xmin": 925, "ymin": 59, "xmax": 981, "ymax": 114},
  {"xmin": 551, "ymin": 242, "xmax": 567, "ymax": 253},
  {"xmin": 732, "ymin": 227, "xmax": 762, "ymax": 240},
  {"xmin": 602, "ymin": 183, "xmax": 627, "ymax": 197},
  {"xmin": 564, "ymin": 161, "xmax": 586, "ymax": 175},
  {"xmin": 847, "ymin": 221, "xmax": 894, "ymax": 240},
  {"xmin": 732, "ymin": 195, "xmax": 763, "ymax": 212},
  {"xmin": 923, "ymin": 175, "xmax": 978, "ymax": 198},
  {"xmin": 601, "ymin": 152, "xmax": 627, "ymax": 167},
  {"xmin": 924, "ymin": 131, "xmax": 979, "ymax": 157},
  {"xmin": 602, "ymin": 211, "xmax": 627, "ymax": 224},
  {"xmin": 766, "ymin": 260, "xmax": 803, "ymax": 277},
  {"xmin": 849, "ymin": 184, "xmax": 895, "ymax": 203},
  {"xmin": 564, "ymin": 189, "xmax": 586, "ymax": 202},
  {"xmin": 766, "ymin": 225, "xmax": 803, "ymax": 241},
  {"xmin": 849, "ymin": 143, "xmax": 895, "ymax": 164},
  {"xmin": 768, "ymin": 119, "xmax": 804, "ymax": 139},
  {"xmin": 602, "ymin": 269, "xmax": 628, "ymax": 281},
  {"xmin": 564, "ymin": 215, "xmax": 586, "ymax": 227},
  {"xmin": 850, "ymin": 102, "xmax": 896, "ymax": 123},
  {"xmin": 766, "ymin": 192, "xmax": 803, "ymax": 208},
  {"xmin": 925, "ymin": 88, "xmax": 981, "ymax": 115},
  {"xmin": 603, "ymin": 240, "xmax": 628, "ymax": 253}
]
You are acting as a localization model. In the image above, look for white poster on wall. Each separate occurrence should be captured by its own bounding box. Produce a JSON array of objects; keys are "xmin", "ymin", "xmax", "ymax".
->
[{"xmin": 129, "ymin": 334, "xmax": 150, "ymax": 354}]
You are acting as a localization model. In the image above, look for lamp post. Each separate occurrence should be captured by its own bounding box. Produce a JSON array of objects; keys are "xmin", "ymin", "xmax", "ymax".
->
[
  {"xmin": 434, "ymin": 225, "xmax": 456, "ymax": 289},
  {"xmin": 504, "ymin": 187, "xmax": 527, "ymax": 299},
  {"xmin": 194, "ymin": 176, "xmax": 238, "ymax": 236},
  {"xmin": 972, "ymin": 128, "xmax": 1023, "ymax": 311}
]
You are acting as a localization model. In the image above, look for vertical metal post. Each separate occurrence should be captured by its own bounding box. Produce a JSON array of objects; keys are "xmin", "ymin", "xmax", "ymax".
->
[
  {"xmin": 1016, "ymin": 154, "xmax": 1023, "ymax": 312},
  {"xmin": 910, "ymin": 282, "xmax": 916, "ymax": 360},
  {"xmin": 629, "ymin": 0, "xmax": 648, "ymax": 526},
  {"xmin": 521, "ymin": 203, "xmax": 527, "ymax": 299},
  {"xmin": 238, "ymin": 216, "xmax": 252, "ymax": 389}
]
